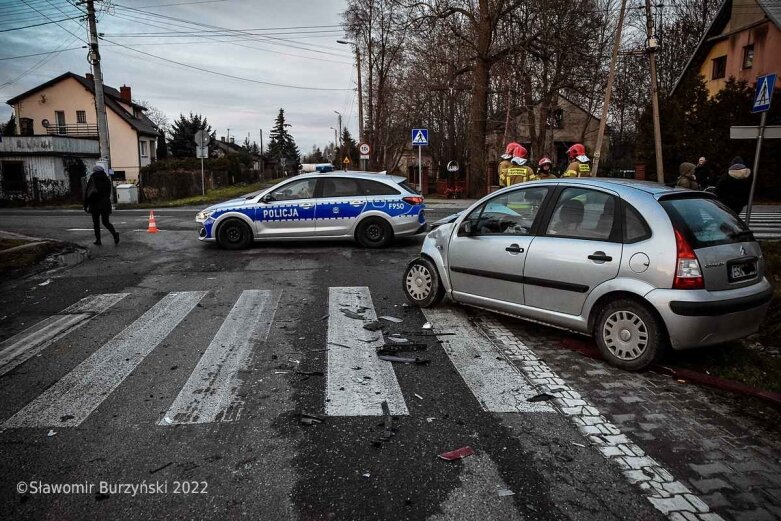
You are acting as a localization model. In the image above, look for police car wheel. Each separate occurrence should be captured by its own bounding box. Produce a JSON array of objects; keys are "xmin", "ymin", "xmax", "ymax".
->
[
  {"xmin": 356, "ymin": 218, "xmax": 392, "ymax": 248},
  {"xmin": 402, "ymin": 257, "xmax": 444, "ymax": 308},
  {"xmin": 217, "ymin": 219, "xmax": 252, "ymax": 250}
]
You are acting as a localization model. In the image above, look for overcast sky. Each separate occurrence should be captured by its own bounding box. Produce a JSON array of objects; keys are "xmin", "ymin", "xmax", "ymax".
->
[{"xmin": 0, "ymin": 0, "xmax": 356, "ymax": 153}]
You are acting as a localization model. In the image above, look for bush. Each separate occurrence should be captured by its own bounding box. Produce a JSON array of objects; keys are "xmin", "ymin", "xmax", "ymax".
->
[{"xmin": 139, "ymin": 154, "xmax": 256, "ymax": 201}]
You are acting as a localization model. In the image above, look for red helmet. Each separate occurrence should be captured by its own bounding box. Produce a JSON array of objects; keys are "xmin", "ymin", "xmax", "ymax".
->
[
  {"xmin": 501, "ymin": 142, "xmax": 519, "ymax": 160},
  {"xmin": 567, "ymin": 143, "xmax": 586, "ymax": 160},
  {"xmin": 510, "ymin": 144, "xmax": 528, "ymax": 165},
  {"xmin": 538, "ymin": 156, "xmax": 553, "ymax": 167}
]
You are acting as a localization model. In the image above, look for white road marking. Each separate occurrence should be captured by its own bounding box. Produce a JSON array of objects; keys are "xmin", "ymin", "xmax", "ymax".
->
[
  {"xmin": 65, "ymin": 229, "xmax": 95, "ymax": 231},
  {"xmin": 422, "ymin": 307, "xmax": 553, "ymax": 413},
  {"xmin": 325, "ymin": 287, "xmax": 408, "ymax": 416},
  {"xmin": 0, "ymin": 293, "xmax": 128, "ymax": 377},
  {"xmin": 3, "ymin": 292, "xmax": 206, "ymax": 429},
  {"xmin": 161, "ymin": 290, "xmax": 280, "ymax": 425},
  {"xmin": 480, "ymin": 316, "xmax": 724, "ymax": 521}
]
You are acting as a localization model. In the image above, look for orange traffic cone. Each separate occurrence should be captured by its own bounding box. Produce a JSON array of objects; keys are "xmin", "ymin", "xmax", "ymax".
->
[{"xmin": 147, "ymin": 210, "xmax": 159, "ymax": 233}]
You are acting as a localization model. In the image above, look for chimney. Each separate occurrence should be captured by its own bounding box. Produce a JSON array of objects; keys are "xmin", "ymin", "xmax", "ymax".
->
[
  {"xmin": 119, "ymin": 85, "xmax": 132, "ymax": 104},
  {"xmin": 220, "ymin": 136, "xmax": 226, "ymax": 142},
  {"xmin": 85, "ymin": 72, "xmax": 94, "ymax": 81}
]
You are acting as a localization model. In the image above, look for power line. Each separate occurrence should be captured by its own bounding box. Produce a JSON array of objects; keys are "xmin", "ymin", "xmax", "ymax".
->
[
  {"xmin": 0, "ymin": 15, "xmax": 83, "ymax": 32},
  {"xmin": 0, "ymin": 47, "xmax": 83, "ymax": 61},
  {"xmin": 18, "ymin": 0, "xmax": 87, "ymax": 42},
  {"xmin": 101, "ymin": 37, "xmax": 354, "ymax": 91}
]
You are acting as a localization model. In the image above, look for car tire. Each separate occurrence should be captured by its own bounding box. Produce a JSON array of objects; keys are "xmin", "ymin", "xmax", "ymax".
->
[
  {"xmin": 356, "ymin": 218, "xmax": 393, "ymax": 248},
  {"xmin": 402, "ymin": 257, "xmax": 445, "ymax": 308},
  {"xmin": 594, "ymin": 298, "xmax": 664, "ymax": 371},
  {"xmin": 217, "ymin": 219, "xmax": 253, "ymax": 250}
]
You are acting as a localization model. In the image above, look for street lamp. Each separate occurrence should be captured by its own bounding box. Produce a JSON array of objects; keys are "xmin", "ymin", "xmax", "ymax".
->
[
  {"xmin": 333, "ymin": 110, "xmax": 342, "ymax": 149},
  {"xmin": 337, "ymin": 39, "xmax": 365, "ymax": 169},
  {"xmin": 330, "ymin": 126, "xmax": 338, "ymax": 161}
]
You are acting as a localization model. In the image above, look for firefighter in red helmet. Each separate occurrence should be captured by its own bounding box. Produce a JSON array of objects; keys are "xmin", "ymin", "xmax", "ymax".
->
[
  {"xmin": 498, "ymin": 142, "xmax": 518, "ymax": 186},
  {"xmin": 564, "ymin": 143, "xmax": 592, "ymax": 177},
  {"xmin": 505, "ymin": 144, "xmax": 535, "ymax": 186},
  {"xmin": 537, "ymin": 156, "xmax": 556, "ymax": 179}
]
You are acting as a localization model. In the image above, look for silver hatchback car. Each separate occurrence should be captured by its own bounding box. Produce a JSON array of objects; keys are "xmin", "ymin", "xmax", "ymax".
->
[{"xmin": 402, "ymin": 178, "xmax": 773, "ymax": 370}]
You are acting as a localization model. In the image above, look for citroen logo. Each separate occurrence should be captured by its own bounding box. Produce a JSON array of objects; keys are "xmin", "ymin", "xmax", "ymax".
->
[{"xmin": 739, "ymin": 246, "xmax": 746, "ymax": 256}]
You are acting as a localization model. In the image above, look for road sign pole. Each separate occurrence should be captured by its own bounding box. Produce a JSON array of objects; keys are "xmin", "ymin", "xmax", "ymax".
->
[
  {"xmin": 201, "ymin": 157, "xmax": 205, "ymax": 197},
  {"xmin": 418, "ymin": 145, "xmax": 422, "ymax": 192},
  {"xmin": 746, "ymin": 110, "xmax": 767, "ymax": 223}
]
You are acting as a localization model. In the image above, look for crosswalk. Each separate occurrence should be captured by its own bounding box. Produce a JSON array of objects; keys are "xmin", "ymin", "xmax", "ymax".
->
[
  {"xmin": 740, "ymin": 211, "xmax": 781, "ymax": 240},
  {"xmin": 0, "ymin": 286, "xmax": 552, "ymax": 431}
]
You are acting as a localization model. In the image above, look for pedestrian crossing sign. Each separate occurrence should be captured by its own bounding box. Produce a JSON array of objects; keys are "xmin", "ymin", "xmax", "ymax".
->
[
  {"xmin": 752, "ymin": 73, "xmax": 776, "ymax": 113},
  {"xmin": 411, "ymin": 128, "xmax": 428, "ymax": 146}
]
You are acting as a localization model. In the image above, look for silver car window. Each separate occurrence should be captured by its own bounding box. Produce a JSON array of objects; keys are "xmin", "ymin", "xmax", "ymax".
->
[
  {"xmin": 270, "ymin": 179, "xmax": 317, "ymax": 201},
  {"xmin": 465, "ymin": 186, "xmax": 549, "ymax": 236},
  {"xmin": 546, "ymin": 187, "xmax": 617, "ymax": 241}
]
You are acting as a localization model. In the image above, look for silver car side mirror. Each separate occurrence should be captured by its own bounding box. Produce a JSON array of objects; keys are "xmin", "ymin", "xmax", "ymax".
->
[{"xmin": 459, "ymin": 220, "xmax": 474, "ymax": 236}]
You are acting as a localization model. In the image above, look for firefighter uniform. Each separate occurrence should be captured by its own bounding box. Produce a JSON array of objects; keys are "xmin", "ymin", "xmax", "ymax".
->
[
  {"xmin": 564, "ymin": 160, "xmax": 592, "ymax": 178},
  {"xmin": 498, "ymin": 159, "xmax": 513, "ymax": 186},
  {"xmin": 505, "ymin": 165, "xmax": 535, "ymax": 186}
]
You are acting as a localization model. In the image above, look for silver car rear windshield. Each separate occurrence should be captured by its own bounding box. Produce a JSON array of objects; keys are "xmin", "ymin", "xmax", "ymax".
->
[{"xmin": 660, "ymin": 196, "xmax": 753, "ymax": 248}]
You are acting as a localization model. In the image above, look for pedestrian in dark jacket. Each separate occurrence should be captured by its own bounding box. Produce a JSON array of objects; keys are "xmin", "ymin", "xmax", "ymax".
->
[
  {"xmin": 715, "ymin": 156, "xmax": 752, "ymax": 215},
  {"xmin": 84, "ymin": 165, "xmax": 119, "ymax": 245},
  {"xmin": 676, "ymin": 162, "xmax": 699, "ymax": 190},
  {"xmin": 694, "ymin": 157, "xmax": 713, "ymax": 188}
]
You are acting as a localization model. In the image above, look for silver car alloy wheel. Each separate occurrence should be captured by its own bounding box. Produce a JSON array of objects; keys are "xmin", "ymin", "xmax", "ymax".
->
[
  {"xmin": 602, "ymin": 310, "xmax": 649, "ymax": 361},
  {"xmin": 405, "ymin": 264, "xmax": 432, "ymax": 301}
]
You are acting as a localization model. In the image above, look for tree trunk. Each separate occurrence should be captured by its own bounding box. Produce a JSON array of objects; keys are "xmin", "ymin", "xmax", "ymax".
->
[{"xmin": 467, "ymin": 57, "xmax": 491, "ymax": 197}]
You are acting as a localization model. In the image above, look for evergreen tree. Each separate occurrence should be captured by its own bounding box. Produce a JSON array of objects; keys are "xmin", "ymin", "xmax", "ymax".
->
[
  {"xmin": 156, "ymin": 130, "xmax": 168, "ymax": 160},
  {"xmin": 267, "ymin": 109, "xmax": 301, "ymax": 175},
  {"xmin": 339, "ymin": 128, "xmax": 359, "ymax": 169},
  {"xmin": 1, "ymin": 114, "xmax": 16, "ymax": 136},
  {"xmin": 167, "ymin": 113, "xmax": 215, "ymax": 158},
  {"xmin": 241, "ymin": 137, "xmax": 260, "ymax": 155},
  {"xmin": 302, "ymin": 145, "xmax": 327, "ymax": 163}
]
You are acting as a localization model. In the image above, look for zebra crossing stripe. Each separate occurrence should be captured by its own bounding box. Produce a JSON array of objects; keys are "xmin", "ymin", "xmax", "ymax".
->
[
  {"xmin": 422, "ymin": 307, "xmax": 553, "ymax": 413},
  {"xmin": 0, "ymin": 293, "xmax": 128, "ymax": 377},
  {"xmin": 160, "ymin": 290, "xmax": 280, "ymax": 425},
  {"xmin": 325, "ymin": 287, "xmax": 408, "ymax": 416},
  {"xmin": 2, "ymin": 292, "xmax": 206, "ymax": 429}
]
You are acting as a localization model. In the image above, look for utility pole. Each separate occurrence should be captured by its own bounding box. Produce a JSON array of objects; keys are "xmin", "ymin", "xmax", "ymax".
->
[
  {"xmin": 84, "ymin": 0, "xmax": 110, "ymax": 167},
  {"xmin": 334, "ymin": 111, "xmax": 342, "ymax": 149},
  {"xmin": 645, "ymin": 0, "xmax": 664, "ymax": 184},
  {"xmin": 592, "ymin": 0, "xmax": 628, "ymax": 177},
  {"xmin": 355, "ymin": 47, "xmax": 365, "ymax": 170}
]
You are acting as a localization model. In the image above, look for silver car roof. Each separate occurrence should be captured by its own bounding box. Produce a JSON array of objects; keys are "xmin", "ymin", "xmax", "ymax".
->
[{"xmin": 521, "ymin": 178, "xmax": 703, "ymax": 200}]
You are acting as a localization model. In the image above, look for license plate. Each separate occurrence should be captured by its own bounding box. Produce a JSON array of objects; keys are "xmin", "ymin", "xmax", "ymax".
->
[{"xmin": 729, "ymin": 261, "xmax": 757, "ymax": 281}]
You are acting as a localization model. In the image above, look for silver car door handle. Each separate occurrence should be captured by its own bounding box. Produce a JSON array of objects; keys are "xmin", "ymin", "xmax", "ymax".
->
[
  {"xmin": 505, "ymin": 244, "xmax": 524, "ymax": 254},
  {"xmin": 588, "ymin": 252, "xmax": 612, "ymax": 262},
  {"xmin": 350, "ymin": 200, "xmax": 363, "ymax": 206},
  {"xmin": 300, "ymin": 203, "xmax": 314, "ymax": 208}
]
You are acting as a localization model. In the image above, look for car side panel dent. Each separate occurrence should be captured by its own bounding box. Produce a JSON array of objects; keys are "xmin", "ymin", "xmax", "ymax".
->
[
  {"xmin": 582, "ymin": 277, "xmax": 658, "ymax": 328},
  {"xmin": 421, "ymin": 224, "xmax": 454, "ymax": 294}
]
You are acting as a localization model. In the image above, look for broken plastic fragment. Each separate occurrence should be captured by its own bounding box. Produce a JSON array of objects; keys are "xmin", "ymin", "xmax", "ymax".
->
[
  {"xmin": 162, "ymin": 416, "xmax": 173, "ymax": 425},
  {"xmin": 527, "ymin": 392, "xmax": 556, "ymax": 403},
  {"xmin": 422, "ymin": 322, "xmax": 433, "ymax": 330},
  {"xmin": 497, "ymin": 489, "xmax": 515, "ymax": 497},
  {"xmin": 379, "ymin": 315, "xmax": 403, "ymax": 323},
  {"xmin": 39, "ymin": 279, "xmax": 51, "ymax": 286},
  {"xmin": 426, "ymin": 417, "xmax": 436, "ymax": 423},
  {"xmin": 438, "ymin": 446, "xmax": 475, "ymax": 461},
  {"xmin": 414, "ymin": 393, "xmax": 423, "ymax": 400},
  {"xmin": 388, "ymin": 337, "xmax": 409, "ymax": 344},
  {"xmin": 363, "ymin": 321, "xmax": 384, "ymax": 332},
  {"xmin": 378, "ymin": 355, "xmax": 430, "ymax": 365},
  {"xmin": 362, "ymin": 471, "xmax": 371, "ymax": 478},
  {"xmin": 47, "ymin": 429, "xmax": 57, "ymax": 437}
]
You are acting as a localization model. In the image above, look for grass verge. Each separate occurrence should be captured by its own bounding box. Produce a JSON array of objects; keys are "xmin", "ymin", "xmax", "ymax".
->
[{"xmin": 124, "ymin": 180, "xmax": 281, "ymax": 209}]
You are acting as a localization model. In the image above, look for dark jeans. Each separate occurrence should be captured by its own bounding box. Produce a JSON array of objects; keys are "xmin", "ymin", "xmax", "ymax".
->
[{"xmin": 91, "ymin": 210, "xmax": 117, "ymax": 242}]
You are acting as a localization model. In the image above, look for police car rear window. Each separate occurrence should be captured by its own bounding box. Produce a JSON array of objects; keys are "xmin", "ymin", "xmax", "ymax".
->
[
  {"xmin": 360, "ymin": 179, "xmax": 400, "ymax": 196},
  {"xmin": 398, "ymin": 180, "xmax": 420, "ymax": 195},
  {"xmin": 321, "ymin": 178, "xmax": 362, "ymax": 197}
]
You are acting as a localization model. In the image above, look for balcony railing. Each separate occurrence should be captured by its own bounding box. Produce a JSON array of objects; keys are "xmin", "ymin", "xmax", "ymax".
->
[{"xmin": 45, "ymin": 124, "xmax": 98, "ymax": 137}]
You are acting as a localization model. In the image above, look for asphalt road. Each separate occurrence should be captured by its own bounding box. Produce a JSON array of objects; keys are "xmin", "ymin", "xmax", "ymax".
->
[{"xmin": 0, "ymin": 206, "xmax": 778, "ymax": 521}]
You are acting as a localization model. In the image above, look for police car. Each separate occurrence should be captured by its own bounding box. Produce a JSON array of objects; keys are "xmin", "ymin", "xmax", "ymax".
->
[{"xmin": 196, "ymin": 172, "xmax": 427, "ymax": 249}]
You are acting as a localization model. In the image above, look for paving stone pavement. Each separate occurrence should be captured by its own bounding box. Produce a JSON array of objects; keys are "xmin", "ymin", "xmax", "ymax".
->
[{"xmin": 495, "ymin": 317, "xmax": 781, "ymax": 521}]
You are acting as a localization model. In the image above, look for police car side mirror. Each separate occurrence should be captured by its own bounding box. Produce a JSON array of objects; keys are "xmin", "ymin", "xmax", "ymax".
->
[{"xmin": 260, "ymin": 194, "xmax": 275, "ymax": 204}]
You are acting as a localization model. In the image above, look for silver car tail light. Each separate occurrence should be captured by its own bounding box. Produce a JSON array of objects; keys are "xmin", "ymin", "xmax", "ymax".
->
[{"xmin": 673, "ymin": 229, "xmax": 703, "ymax": 289}]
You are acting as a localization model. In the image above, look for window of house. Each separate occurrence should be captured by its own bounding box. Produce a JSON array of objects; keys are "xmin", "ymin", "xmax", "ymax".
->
[
  {"xmin": 140, "ymin": 140, "xmax": 148, "ymax": 157},
  {"xmin": 1, "ymin": 161, "xmax": 26, "ymax": 192},
  {"xmin": 55, "ymin": 111, "xmax": 66, "ymax": 133},
  {"xmin": 547, "ymin": 108, "xmax": 564, "ymax": 129},
  {"xmin": 711, "ymin": 56, "xmax": 727, "ymax": 80},
  {"xmin": 742, "ymin": 44, "xmax": 754, "ymax": 69},
  {"xmin": 76, "ymin": 110, "xmax": 87, "ymax": 124}
]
